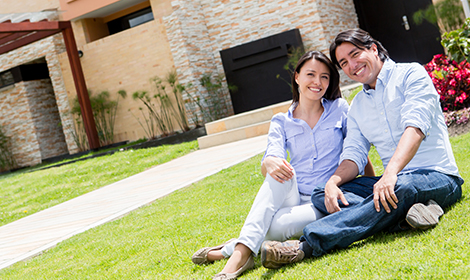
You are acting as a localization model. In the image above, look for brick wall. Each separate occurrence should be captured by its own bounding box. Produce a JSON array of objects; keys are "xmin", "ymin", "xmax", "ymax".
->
[{"xmin": 59, "ymin": 19, "xmax": 177, "ymax": 142}]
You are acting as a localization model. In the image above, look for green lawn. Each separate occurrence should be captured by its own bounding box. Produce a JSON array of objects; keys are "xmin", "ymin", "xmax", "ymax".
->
[
  {"xmin": 0, "ymin": 133, "xmax": 469, "ymax": 279},
  {"xmin": 0, "ymin": 141, "xmax": 198, "ymax": 227}
]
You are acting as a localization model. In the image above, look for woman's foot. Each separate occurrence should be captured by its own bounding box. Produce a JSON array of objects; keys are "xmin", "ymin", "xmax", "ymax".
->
[
  {"xmin": 213, "ymin": 254, "xmax": 254, "ymax": 280},
  {"xmin": 191, "ymin": 238, "xmax": 235, "ymax": 265},
  {"xmin": 213, "ymin": 243, "xmax": 254, "ymax": 279}
]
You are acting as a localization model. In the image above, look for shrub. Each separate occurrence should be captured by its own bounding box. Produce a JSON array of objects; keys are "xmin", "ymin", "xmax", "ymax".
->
[
  {"xmin": 71, "ymin": 90, "xmax": 126, "ymax": 150},
  {"xmin": 441, "ymin": 18, "xmax": 470, "ymax": 63},
  {"xmin": 424, "ymin": 54, "xmax": 470, "ymax": 112}
]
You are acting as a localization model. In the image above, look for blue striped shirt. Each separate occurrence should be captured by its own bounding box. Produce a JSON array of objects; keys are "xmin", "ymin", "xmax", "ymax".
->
[
  {"xmin": 341, "ymin": 59, "xmax": 460, "ymax": 177},
  {"xmin": 263, "ymin": 98, "xmax": 349, "ymax": 195}
]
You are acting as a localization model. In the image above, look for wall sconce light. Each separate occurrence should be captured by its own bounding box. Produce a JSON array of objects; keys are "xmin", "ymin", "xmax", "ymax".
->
[{"xmin": 78, "ymin": 50, "xmax": 84, "ymax": 58}]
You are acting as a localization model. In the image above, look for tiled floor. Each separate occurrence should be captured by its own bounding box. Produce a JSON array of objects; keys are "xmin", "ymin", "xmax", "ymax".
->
[{"xmin": 0, "ymin": 135, "xmax": 267, "ymax": 270}]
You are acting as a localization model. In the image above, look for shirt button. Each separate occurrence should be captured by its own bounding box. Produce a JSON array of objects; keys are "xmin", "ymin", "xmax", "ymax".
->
[
  {"xmin": 380, "ymin": 111, "xmax": 384, "ymax": 115},
  {"xmin": 385, "ymin": 129, "xmax": 388, "ymax": 133}
]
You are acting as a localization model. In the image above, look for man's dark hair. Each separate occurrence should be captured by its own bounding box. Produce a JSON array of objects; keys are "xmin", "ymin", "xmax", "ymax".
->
[{"xmin": 329, "ymin": 28, "xmax": 390, "ymax": 68}]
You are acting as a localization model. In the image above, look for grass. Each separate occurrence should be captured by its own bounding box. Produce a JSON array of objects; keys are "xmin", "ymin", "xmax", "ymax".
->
[
  {"xmin": 0, "ymin": 133, "xmax": 469, "ymax": 279},
  {"xmin": 0, "ymin": 141, "xmax": 198, "ymax": 227}
]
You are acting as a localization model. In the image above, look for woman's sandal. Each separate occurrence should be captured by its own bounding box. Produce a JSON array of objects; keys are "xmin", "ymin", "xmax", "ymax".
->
[
  {"xmin": 212, "ymin": 255, "xmax": 255, "ymax": 280},
  {"xmin": 191, "ymin": 238, "xmax": 236, "ymax": 265}
]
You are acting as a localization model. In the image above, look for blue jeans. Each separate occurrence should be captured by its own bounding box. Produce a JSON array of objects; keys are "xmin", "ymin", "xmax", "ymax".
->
[{"xmin": 301, "ymin": 170, "xmax": 463, "ymax": 257}]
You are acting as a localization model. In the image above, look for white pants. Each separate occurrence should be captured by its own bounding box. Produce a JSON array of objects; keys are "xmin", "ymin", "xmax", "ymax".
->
[{"xmin": 221, "ymin": 173, "xmax": 325, "ymax": 257}]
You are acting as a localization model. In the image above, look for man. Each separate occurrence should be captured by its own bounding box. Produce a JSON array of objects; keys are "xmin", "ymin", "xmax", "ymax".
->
[{"xmin": 260, "ymin": 28, "xmax": 464, "ymax": 268}]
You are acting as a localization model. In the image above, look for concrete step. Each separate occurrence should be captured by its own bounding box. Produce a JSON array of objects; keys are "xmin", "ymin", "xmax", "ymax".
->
[
  {"xmin": 198, "ymin": 120, "xmax": 271, "ymax": 149},
  {"xmin": 204, "ymin": 100, "xmax": 291, "ymax": 135}
]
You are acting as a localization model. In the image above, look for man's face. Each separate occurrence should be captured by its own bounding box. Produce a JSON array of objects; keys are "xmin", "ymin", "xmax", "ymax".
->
[{"xmin": 335, "ymin": 42, "xmax": 383, "ymax": 89}]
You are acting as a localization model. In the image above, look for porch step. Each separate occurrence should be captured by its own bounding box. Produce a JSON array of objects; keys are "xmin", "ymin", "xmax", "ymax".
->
[
  {"xmin": 198, "ymin": 100, "xmax": 291, "ymax": 149},
  {"xmin": 198, "ymin": 120, "xmax": 271, "ymax": 149}
]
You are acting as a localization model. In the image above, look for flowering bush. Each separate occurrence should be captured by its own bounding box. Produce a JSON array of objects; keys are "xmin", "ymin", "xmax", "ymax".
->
[
  {"xmin": 443, "ymin": 107, "xmax": 470, "ymax": 126},
  {"xmin": 424, "ymin": 54, "xmax": 470, "ymax": 113}
]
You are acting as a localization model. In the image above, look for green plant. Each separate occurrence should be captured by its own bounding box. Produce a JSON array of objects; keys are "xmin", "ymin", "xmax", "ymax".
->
[
  {"xmin": 196, "ymin": 72, "xmax": 235, "ymax": 122},
  {"xmin": 0, "ymin": 125, "xmax": 16, "ymax": 171},
  {"xmin": 132, "ymin": 72, "xmax": 191, "ymax": 139},
  {"xmin": 441, "ymin": 18, "xmax": 470, "ymax": 63},
  {"xmin": 131, "ymin": 90, "xmax": 165, "ymax": 139},
  {"xmin": 165, "ymin": 70, "xmax": 190, "ymax": 132},
  {"xmin": 71, "ymin": 90, "xmax": 126, "ymax": 148},
  {"xmin": 413, "ymin": 0, "xmax": 465, "ymax": 33},
  {"xmin": 67, "ymin": 117, "xmax": 89, "ymax": 152},
  {"xmin": 276, "ymin": 45, "xmax": 306, "ymax": 89}
]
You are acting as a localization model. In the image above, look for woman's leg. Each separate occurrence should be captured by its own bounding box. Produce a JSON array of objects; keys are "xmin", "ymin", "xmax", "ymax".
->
[
  {"xmin": 265, "ymin": 195, "xmax": 326, "ymax": 241},
  {"xmin": 218, "ymin": 173, "xmax": 300, "ymax": 273}
]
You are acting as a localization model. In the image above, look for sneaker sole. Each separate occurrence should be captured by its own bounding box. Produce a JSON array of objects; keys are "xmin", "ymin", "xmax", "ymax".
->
[{"xmin": 406, "ymin": 203, "xmax": 442, "ymax": 229}]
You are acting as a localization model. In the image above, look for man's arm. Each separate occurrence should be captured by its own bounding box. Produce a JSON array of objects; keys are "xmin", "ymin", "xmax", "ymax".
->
[
  {"xmin": 324, "ymin": 159, "xmax": 359, "ymax": 213},
  {"xmin": 373, "ymin": 126, "xmax": 424, "ymax": 213}
]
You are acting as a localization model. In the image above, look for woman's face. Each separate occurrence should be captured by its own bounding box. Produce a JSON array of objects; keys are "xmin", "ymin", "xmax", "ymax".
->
[{"xmin": 295, "ymin": 58, "xmax": 330, "ymax": 102}]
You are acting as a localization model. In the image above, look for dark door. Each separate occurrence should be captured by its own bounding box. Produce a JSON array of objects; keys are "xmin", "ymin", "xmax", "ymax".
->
[
  {"xmin": 353, "ymin": 0, "xmax": 443, "ymax": 64},
  {"xmin": 220, "ymin": 29, "xmax": 303, "ymax": 114}
]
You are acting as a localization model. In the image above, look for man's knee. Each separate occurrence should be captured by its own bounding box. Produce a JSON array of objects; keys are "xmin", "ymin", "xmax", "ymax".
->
[{"xmin": 311, "ymin": 186, "xmax": 327, "ymax": 214}]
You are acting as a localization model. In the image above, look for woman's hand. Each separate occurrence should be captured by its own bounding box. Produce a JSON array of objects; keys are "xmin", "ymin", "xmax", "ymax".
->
[{"xmin": 262, "ymin": 156, "xmax": 294, "ymax": 183}]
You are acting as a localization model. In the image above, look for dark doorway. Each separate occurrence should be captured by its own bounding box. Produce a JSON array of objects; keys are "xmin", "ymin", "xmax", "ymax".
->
[
  {"xmin": 353, "ymin": 0, "xmax": 443, "ymax": 64},
  {"xmin": 220, "ymin": 29, "xmax": 303, "ymax": 114}
]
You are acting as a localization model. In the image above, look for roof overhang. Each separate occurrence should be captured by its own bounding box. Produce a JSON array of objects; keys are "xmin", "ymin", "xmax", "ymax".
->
[{"xmin": 0, "ymin": 12, "xmax": 100, "ymax": 150}]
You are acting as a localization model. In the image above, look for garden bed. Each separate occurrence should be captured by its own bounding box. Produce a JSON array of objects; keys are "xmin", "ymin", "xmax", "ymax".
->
[
  {"xmin": 31, "ymin": 127, "xmax": 206, "ymax": 172},
  {"xmin": 447, "ymin": 121, "xmax": 470, "ymax": 137}
]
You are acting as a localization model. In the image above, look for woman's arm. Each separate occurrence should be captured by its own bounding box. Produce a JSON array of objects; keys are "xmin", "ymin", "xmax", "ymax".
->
[
  {"xmin": 261, "ymin": 156, "xmax": 293, "ymax": 183},
  {"xmin": 363, "ymin": 156, "xmax": 375, "ymax": 177}
]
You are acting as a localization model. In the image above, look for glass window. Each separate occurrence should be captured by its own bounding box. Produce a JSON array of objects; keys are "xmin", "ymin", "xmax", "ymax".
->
[
  {"xmin": 107, "ymin": 7, "xmax": 154, "ymax": 35},
  {"xmin": 0, "ymin": 71, "xmax": 14, "ymax": 88}
]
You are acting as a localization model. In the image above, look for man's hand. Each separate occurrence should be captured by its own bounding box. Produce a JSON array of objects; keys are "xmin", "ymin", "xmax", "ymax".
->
[
  {"xmin": 373, "ymin": 173, "xmax": 398, "ymax": 213},
  {"xmin": 324, "ymin": 181, "xmax": 349, "ymax": 213},
  {"xmin": 262, "ymin": 156, "xmax": 293, "ymax": 183}
]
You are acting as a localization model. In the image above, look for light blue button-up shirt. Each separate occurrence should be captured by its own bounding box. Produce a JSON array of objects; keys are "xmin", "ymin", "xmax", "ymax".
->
[
  {"xmin": 263, "ymin": 98, "xmax": 349, "ymax": 195},
  {"xmin": 341, "ymin": 59, "xmax": 460, "ymax": 177}
]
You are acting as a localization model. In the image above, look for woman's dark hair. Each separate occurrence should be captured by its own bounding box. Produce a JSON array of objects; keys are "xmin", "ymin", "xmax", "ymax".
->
[
  {"xmin": 329, "ymin": 28, "xmax": 389, "ymax": 68},
  {"xmin": 291, "ymin": 50, "xmax": 341, "ymax": 103}
]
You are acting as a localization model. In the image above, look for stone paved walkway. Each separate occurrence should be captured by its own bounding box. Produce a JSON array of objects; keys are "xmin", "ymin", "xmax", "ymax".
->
[{"xmin": 0, "ymin": 135, "xmax": 267, "ymax": 270}]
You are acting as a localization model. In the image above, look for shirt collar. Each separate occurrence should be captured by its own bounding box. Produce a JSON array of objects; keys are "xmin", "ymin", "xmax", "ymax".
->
[{"xmin": 363, "ymin": 59, "xmax": 395, "ymax": 93}]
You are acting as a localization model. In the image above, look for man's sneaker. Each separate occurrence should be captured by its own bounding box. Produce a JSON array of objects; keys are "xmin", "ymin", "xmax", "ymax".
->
[
  {"xmin": 406, "ymin": 200, "xmax": 444, "ymax": 230},
  {"xmin": 260, "ymin": 240, "xmax": 305, "ymax": 269}
]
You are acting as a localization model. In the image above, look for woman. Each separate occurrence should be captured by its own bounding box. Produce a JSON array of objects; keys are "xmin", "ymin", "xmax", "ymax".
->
[{"xmin": 192, "ymin": 51, "xmax": 374, "ymax": 279}]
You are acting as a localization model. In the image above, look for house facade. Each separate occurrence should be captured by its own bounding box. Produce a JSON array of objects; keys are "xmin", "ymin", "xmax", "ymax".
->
[{"xmin": 0, "ymin": 0, "xmax": 364, "ymax": 167}]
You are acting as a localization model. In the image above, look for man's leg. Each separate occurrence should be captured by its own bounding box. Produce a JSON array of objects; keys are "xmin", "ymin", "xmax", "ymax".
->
[
  {"xmin": 311, "ymin": 176, "xmax": 380, "ymax": 215},
  {"xmin": 303, "ymin": 170, "xmax": 462, "ymax": 257},
  {"xmin": 261, "ymin": 171, "xmax": 463, "ymax": 268}
]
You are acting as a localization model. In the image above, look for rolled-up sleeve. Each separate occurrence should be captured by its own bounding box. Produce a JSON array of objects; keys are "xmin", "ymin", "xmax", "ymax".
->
[
  {"xmin": 340, "ymin": 108, "xmax": 371, "ymax": 175},
  {"xmin": 262, "ymin": 114, "xmax": 288, "ymax": 162},
  {"xmin": 400, "ymin": 64, "xmax": 439, "ymax": 139}
]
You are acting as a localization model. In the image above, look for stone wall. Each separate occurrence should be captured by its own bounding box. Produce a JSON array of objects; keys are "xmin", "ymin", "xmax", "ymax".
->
[
  {"xmin": 0, "ymin": 79, "xmax": 69, "ymax": 167},
  {"xmin": 0, "ymin": 83, "xmax": 41, "ymax": 167},
  {"xmin": 163, "ymin": 0, "xmax": 359, "ymax": 124},
  {"xmin": 24, "ymin": 79, "xmax": 69, "ymax": 160},
  {"xmin": 0, "ymin": 33, "xmax": 79, "ymax": 167}
]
